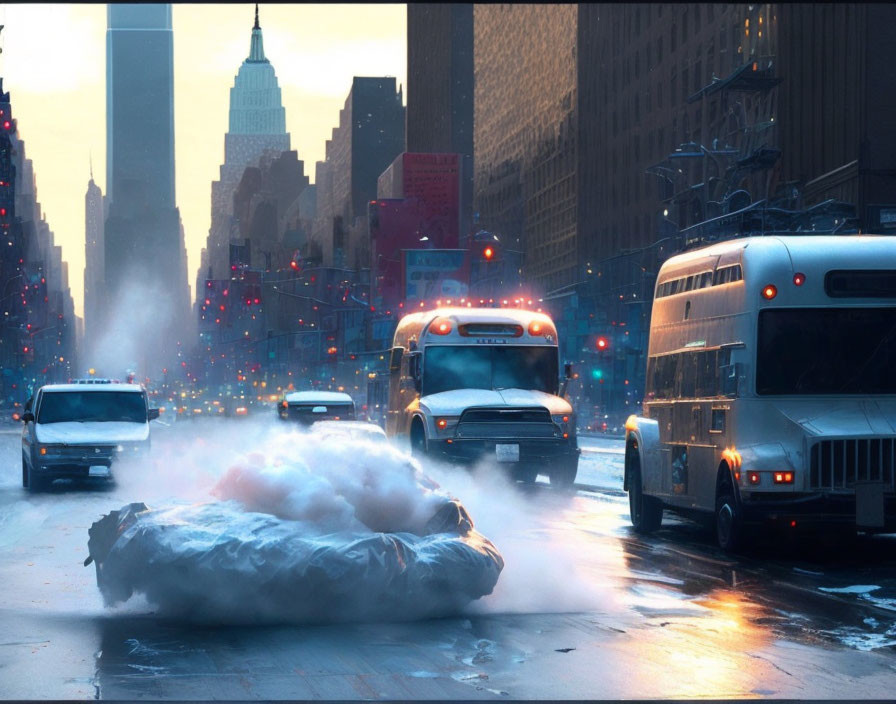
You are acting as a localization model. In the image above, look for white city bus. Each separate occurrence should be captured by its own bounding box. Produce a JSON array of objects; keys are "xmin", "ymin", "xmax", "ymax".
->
[
  {"xmin": 386, "ymin": 307, "xmax": 580, "ymax": 485},
  {"xmin": 624, "ymin": 236, "xmax": 896, "ymax": 550}
]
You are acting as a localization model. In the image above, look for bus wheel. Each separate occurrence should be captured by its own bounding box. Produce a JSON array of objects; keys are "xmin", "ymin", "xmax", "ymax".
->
[
  {"xmin": 628, "ymin": 455, "xmax": 662, "ymax": 532},
  {"xmin": 410, "ymin": 419, "xmax": 427, "ymax": 459},
  {"xmin": 549, "ymin": 456, "xmax": 578, "ymax": 489},
  {"xmin": 715, "ymin": 491, "xmax": 743, "ymax": 552}
]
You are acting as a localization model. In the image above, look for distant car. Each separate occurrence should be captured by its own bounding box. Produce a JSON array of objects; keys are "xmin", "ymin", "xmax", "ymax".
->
[
  {"xmin": 311, "ymin": 420, "xmax": 388, "ymax": 443},
  {"xmin": 20, "ymin": 381, "xmax": 159, "ymax": 491},
  {"xmin": 278, "ymin": 391, "xmax": 355, "ymax": 425}
]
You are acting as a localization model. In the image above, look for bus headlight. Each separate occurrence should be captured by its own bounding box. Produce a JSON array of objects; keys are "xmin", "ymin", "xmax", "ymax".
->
[{"xmin": 433, "ymin": 417, "xmax": 458, "ymax": 436}]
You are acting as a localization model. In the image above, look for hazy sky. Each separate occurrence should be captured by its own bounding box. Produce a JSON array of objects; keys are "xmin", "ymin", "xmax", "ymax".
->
[{"xmin": 0, "ymin": 3, "xmax": 407, "ymax": 318}]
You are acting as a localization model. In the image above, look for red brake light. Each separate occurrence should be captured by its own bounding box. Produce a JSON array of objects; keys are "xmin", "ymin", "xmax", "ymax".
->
[
  {"xmin": 437, "ymin": 418, "xmax": 448, "ymax": 429},
  {"xmin": 762, "ymin": 284, "xmax": 777, "ymax": 300},
  {"xmin": 748, "ymin": 471, "xmax": 761, "ymax": 485},
  {"xmin": 793, "ymin": 273, "xmax": 805, "ymax": 286},
  {"xmin": 430, "ymin": 317, "xmax": 452, "ymax": 335},
  {"xmin": 773, "ymin": 472, "xmax": 794, "ymax": 484},
  {"xmin": 483, "ymin": 247, "xmax": 494, "ymax": 260}
]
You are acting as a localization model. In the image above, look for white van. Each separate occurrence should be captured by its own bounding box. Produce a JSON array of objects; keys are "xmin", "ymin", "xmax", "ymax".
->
[
  {"xmin": 21, "ymin": 382, "xmax": 158, "ymax": 491},
  {"xmin": 624, "ymin": 236, "xmax": 896, "ymax": 550}
]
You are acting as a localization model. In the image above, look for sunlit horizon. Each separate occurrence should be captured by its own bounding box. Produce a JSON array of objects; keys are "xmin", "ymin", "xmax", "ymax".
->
[{"xmin": 0, "ymin": 3, "xmax": 407, "ymax": 318}]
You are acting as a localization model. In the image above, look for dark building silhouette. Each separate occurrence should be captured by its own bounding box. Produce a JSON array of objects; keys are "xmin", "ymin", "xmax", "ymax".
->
[
  {"xmin": 312, "ymin": 77, "xmax": 405, "ymax": 270},
  {"xmin": 406, "ymin": 4, "xmax": 474, "ymax": 243},
  {"xmin": 103, "ymin": 3, "xmax": 190, "ymax": 373},
  {"xmin": 83, "ymin": 170, "xmax": 105, "ymax": 346}
]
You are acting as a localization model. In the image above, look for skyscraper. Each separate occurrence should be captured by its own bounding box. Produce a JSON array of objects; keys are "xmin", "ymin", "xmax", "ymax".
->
[
  {"xmin": 83, "ymin": 166, "xmax": 105, "ymax": 347},
  {"xmin": 311, "ymin": 77, "xmax": 405, "ymax": 269},
  {"xmin": 103, "ymin": 3, "xmax": 189, "ymax": 373},
  {"xmin": 200, "ymin": 4, "xmax": 291, "ymax": 286},
  {"xmin": 406, "ymin": 4, "xmax": 474, "ymax": 243}
]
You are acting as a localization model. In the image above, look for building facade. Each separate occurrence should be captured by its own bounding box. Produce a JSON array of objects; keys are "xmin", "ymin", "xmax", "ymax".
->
[
  {"xmin": 104, "ymin": 3, "xmax": 190, "ymax": 375},
  {"xmin": 473, "ymin": 4, "xmax": 579, "ymax": 295},
  {"xmin": 199, "ymin": 5, "xmax": 291, "ymax": 288},
  {"xmin": 0, "ymin": 78, "xmax": 78, "ymax": 404},
  {"xmin": 406, "ymin": 4, "xmax": 474, "ymax": 243},
  {"xmin": 83, "ymin": 173, "xmax": 105, "ymax": 347},
  {"xmin": 311, "ymin": 77, "xmax": 405, "ymax": 270}
]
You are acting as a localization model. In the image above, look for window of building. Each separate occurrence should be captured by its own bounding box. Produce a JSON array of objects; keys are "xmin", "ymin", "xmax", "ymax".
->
[
  {"xmin": 658, "ymin": 36, "xmax": 663, "ymax": 63},
  {"xmin": 695, "ymin": 3, "xmax": 701, "ymax": 33},
  {"xmin": 694, "ymin": 60, "xmax": 702, "ymax": 91},
  {"xmin": 671, "ymin": 24, "xmax": 677, "ymax": 53},
  {"xmin": 681, "ymin": 67, "xmax": 688, "ymax": 101}
]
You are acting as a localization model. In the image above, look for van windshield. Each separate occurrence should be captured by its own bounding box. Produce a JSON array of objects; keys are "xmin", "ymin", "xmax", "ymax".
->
[
  {"xmin": 38, "ymin": 391, "xmax": 148, "ymax": 424},
  {"xmin": 423, "ymin": 345, "xmax": 559, "ymax": 396},
  {"xmin": 757, "ymin": 308, "xmax": 896, "ymax": 394}
]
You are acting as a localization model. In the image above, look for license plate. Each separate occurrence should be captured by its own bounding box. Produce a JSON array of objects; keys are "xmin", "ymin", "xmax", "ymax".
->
[
  {"xmin": 496, "ymin": 444, "xmax": 520, "ymax": 463},
  {"xmin": 88, "ymin": 465, "xmax": 111, "ymax": 477}
]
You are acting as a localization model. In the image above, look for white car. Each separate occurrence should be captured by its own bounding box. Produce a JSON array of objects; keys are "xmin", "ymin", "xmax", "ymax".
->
[{"xmin": 21, "ymin": 381, "xmax": 159, "ymax": 491}]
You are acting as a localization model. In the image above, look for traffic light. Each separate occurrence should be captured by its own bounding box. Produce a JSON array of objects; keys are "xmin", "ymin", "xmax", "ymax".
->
[
  {"xmin": 596, "ymin": 336, "xmax": 609, "ymax": 351},
  {"xmin": 483, "ymin": 246, "xmax": 494, "ymax": 261},
  {"xmin": 591, "ymin": 368, "xmax": 603, "ymax": 380}
]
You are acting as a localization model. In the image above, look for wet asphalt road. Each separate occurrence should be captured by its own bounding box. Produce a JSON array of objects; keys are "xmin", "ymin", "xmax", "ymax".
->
[{"xmin": 1, "ymin": 421, "xmax": 895, "ymax": 699}]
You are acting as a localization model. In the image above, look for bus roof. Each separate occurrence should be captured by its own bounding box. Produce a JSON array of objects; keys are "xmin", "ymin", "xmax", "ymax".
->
[
  {"xmin": 393, "ymin": 307, "xmax": 556, "ymax": 348},
  {"xmin": 659, "ymin": 235, "xmax": 896, "ymax": 281}
]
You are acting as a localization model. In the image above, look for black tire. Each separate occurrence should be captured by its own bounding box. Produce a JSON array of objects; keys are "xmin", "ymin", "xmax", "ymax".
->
[
  {"xmin": 715, "ymin": 491, "xmax": 743, "ymax": 552},
  {"xmin": 410, "ymin": 420, "xmax": 427, "ymax": 459},
  {"xmin": 514, "ymin": 465, "xmax": 538, "ymax": 484},
  {"xmin": 550, "ymin": 456, "xmax": 578, "ymax": 489},
  {"xmin": 628, "ymin": 456, "xmax": 663, "ymax": 532},
  {"xmin": 25, "ymin": 462, "xmax": 47, "ymax": 493}
]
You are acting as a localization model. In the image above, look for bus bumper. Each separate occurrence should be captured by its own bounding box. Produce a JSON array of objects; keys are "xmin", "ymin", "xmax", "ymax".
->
[
  {"xmin": 428, "ymin": 438, "xmax": 580, "ymax": 467},
  {"xmin": 740, "ymin": 491, "xmax": 896, "ymax": 532}
]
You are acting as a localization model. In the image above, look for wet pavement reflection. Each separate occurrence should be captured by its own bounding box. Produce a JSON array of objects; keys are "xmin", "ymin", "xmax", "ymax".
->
[{"xmin": 1, "ymin": 427, "xmax": 895, "ymax": 699}]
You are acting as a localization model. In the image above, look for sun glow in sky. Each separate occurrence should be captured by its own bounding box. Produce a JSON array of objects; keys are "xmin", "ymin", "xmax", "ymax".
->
[{"xmin": 0, "ymin": 3, "xmax": 407, "ymax": 317}]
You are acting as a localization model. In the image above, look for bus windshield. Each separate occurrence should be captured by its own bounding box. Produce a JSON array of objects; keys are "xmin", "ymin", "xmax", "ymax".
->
[
  {"xmin": 757, "ymin": 308, "xmax": 896, "ymax": 395},
  {"xmin": 423, "ymin": 345, "xmax": 559, "ymax": 396},
  {"xmin": 38, "ymin": 391, "xmax": 148, "ymax": 424}
]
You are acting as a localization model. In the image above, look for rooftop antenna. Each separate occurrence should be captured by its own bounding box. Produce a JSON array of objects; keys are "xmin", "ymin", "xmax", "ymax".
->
[{"xmin": 254, "ymin": 4, "xmax": 260, "ymax": 30}]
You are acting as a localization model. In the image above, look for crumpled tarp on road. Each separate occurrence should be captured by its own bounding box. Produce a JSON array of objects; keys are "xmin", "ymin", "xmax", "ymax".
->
[{"xmin": 85, "ymin": 497, "xmax": 504, "ymax": 623}]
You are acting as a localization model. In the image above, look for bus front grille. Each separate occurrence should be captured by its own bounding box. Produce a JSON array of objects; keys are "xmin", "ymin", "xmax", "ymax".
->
[
  {"xmin": 456, "ymin": 407, "xmax": 558, "ymax": 440},
  {"xmin": 809, "ymin": 439, "xmax": 896, "ymax": 492}
]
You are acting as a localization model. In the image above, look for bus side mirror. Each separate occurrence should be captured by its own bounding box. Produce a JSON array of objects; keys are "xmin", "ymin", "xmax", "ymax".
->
[
  {"xmin": 564, "ymin": 363, "xmax": 573, "ymax": 380},
  {"xmin": 22, "ymin": 411, "xmax": 34, "ymax": 423},
  {"xmin": 148, "ymin": 408, "xmax": 160, "ymax": 421}
]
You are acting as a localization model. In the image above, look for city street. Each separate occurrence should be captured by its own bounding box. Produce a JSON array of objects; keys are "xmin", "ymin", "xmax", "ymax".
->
[{"xmin": 1, "ymin": 423, "xmax": 895, "ymax": 699}]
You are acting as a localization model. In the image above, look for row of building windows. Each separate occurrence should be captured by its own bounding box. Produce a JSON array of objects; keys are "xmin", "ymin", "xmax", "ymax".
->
[{"xmin": 655, "ymin": 264, "xmax": 743, "ymax": 298}]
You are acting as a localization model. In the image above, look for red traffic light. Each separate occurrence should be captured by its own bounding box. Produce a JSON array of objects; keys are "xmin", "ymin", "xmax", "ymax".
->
[
  {"xmin": 483, "ymin": 246, "xmax": 494, "ymax": 260},
  {"xmin": 596, "ymin": 336, "xmax": 609, "ymax": 350}
]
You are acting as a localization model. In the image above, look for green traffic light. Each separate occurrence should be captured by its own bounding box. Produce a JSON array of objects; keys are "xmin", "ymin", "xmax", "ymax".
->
[{"xmin": 591, "ymin": 368, "xmax": 603, "ymax": 379}]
